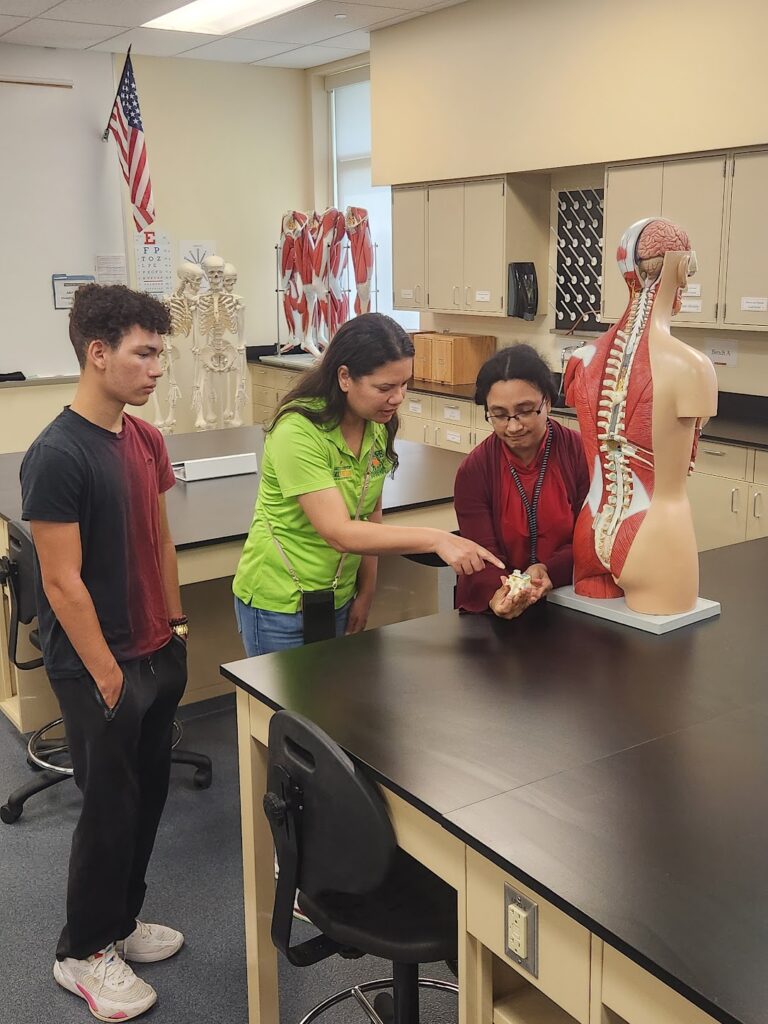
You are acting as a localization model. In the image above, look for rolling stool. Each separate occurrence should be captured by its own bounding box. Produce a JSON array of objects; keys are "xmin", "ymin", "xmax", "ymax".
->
[
  {"xmin": 0, "ymin": 520, "xmax": 212, "ymax": 825},
  {"xmin": 263, "ymin": 710, "xmax": 458, "ymax": 1024}
]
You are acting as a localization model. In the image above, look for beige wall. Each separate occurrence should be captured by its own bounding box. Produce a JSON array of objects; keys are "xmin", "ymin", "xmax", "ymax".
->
[{"xmin": 371, "ymin": 0, "xmax": 768, "ymax": 185}]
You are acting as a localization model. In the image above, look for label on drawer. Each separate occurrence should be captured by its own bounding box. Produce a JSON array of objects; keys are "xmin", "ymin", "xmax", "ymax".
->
[
  {"xmin": 446, "ymin": 430, "xmax": 461, "ymax": 443},
  {"xmin": 443, "ymin": 406, "xmax": 461, "ymax": 421},
  {"xmin": 680, "ymin": 298, "xmax": 702, "ymax": 313},
  {"xmin": 705, "ymin": 341, "xmax": 738, "ymax": 366},
  {"xmin": 684, "ymin": 282, "xmax": 701, "ymax": 297},
  {"xmin": 475, "ymin": 290, "xmax": 491, "ymax": 302},
  {"xmin": 741, "ymin": 296, "xmax": 768, "ymax": 312},
  {"xmin": 400, "ymin": 288, "xmax": 414, "ymax": 299},
  {"xmin": 408, "ymin": 399, "xmax": 422, "ymax": 414}
]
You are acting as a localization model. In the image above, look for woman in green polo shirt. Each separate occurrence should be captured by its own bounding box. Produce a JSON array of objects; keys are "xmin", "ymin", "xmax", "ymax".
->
[{"xmin": 233, "ymin": 313, "xmax": 503, "ymax": 656}]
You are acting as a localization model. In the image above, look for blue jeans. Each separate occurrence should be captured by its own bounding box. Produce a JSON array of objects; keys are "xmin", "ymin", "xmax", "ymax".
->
[{"xmin": 234, "ymin": 596, "xmax": 351, "ymax": 657}]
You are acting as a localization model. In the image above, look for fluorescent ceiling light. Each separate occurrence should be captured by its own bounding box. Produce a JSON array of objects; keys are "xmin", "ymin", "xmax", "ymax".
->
[{"xmin": 144, "ymin": 0, "xmax": 315, "ymax": 35}]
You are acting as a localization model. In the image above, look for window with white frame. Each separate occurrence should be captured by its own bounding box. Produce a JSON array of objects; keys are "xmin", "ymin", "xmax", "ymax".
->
[{"xmin": 330, "ymin": 78, "xmax": 418, "ymax": 331}]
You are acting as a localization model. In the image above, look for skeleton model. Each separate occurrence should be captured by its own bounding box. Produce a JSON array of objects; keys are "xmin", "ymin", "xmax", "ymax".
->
[
  {"xmin": 345, "ymin": 206, "xmax": 374, "ymax": 315},
  {"xmin": 223, "ymin": 262, "xmax": 248, "ymax": 427},
  {"xmin": 278, "ymin": 206, "xmax": 370, "ymax": 356},
  {"xmin": 565, "ymin": 218, "xmax": 717, "ymax": 614},
  {"xmin": 194, "ymin": 254, "xmax": 242, "ymax": 430},
  {"xmin": 156, "ymin": 262, "xmax": 203, "ymax": 434}
]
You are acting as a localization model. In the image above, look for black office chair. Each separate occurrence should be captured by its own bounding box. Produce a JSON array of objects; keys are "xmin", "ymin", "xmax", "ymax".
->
[
  {"xmin": 263, "ymin": 710, "xmax": 458, "ymax": 1024},
  {"xmin": 0, "ymin": 520, "xmax": 212, "ymax": 825}
]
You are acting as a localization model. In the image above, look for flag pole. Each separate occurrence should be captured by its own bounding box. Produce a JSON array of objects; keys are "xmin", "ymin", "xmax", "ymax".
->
[{"xmin": 102, "ymin": 45, "xmax": 132, "ymax": 141}]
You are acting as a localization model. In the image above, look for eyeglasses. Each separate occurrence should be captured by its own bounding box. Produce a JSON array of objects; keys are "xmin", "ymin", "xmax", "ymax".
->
[{"xmin": 485, "ymin": 394, "xmax": 547, "ymax": 427}]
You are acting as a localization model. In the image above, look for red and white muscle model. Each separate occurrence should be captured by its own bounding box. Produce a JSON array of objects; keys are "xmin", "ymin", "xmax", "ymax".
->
[
  {"xmin": 279, "ymin": 211, "xmax": 309, "ymax": 354},
  {"xmin": 345, "ymin": 206, "xmax": 374, "ymax": 315},
  {"xmin": 565, "ymin": 218, "xmax": 717, "ymax": 613}
]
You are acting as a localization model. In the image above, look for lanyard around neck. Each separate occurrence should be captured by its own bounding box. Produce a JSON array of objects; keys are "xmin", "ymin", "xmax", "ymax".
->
[{"xmin": 503, "ymin": 421, "xmax": 553, "ymax": 566}]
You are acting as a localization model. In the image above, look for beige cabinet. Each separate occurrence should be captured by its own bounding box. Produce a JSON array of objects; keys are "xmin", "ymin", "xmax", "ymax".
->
[
  {"xmin": 687, "ymin": 472, "xmax": 748, "ymax": 551},
  {"xmin": 427, "ymin": 183, "xmax": 464, "ymax": 311},
  {"xmin": 746, "ymin": 485, "xmax": 768, "ymax": 540},
  {"xmin": 392, "ymin": 186, "xmax": 427, "ymax": 311},
  {"xmin": 602, "ymin": 162, "xmax": 663, "ymax": 321},
  {"xmin": 462, "ymin": 179, "xmax": 507, "ymax": 313},
  {"xmin": 602, "ymin": 156, "xmax": 726, "ymax": 325},
  {"xmin": 724, "ymin": 150, "xmax": 768, "ymax": 328}
]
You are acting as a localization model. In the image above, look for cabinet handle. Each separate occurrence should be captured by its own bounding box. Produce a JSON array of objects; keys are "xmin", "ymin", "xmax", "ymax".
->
[
  {"xmin": 453, "ymin": 285, "xmax": 460, "ymax": 307},
  {"xmin": 701, "ymin": 449, "xmax": 726, "ymax": 457},
  {"xmin": 415, "ymin": 284, "xmax": 423, "ymax": 306},
  {"xmin": 731, "ymin": 488, "xmax": 741, "ymax": 513},
  {"xmin": 435, "ymin": 426, "xmax": 441, "ymax": 445},
  {"xmin": 423, "ymin": 423, "xmax": 428, "ymax": 443},
  {"xmin": 754, "ymin": 491, "xmax": 763, "ymax": 519},
  {"xmin": 465, "ymin": 286, "xmax": 471, "ymax": 306}
]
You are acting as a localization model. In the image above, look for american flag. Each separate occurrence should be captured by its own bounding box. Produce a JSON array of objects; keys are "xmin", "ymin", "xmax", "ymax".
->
[{"xmin": 107, "ymin": 54, "xmax": 155, "ymax": 231}]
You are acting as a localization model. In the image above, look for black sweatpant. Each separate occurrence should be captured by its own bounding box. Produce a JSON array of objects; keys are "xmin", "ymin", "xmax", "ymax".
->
[{"xmin": 50, "ymin": 636, "xmax": 188, "ymax": 961}]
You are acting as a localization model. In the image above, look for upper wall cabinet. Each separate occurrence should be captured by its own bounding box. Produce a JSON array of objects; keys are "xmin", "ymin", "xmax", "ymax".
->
[
  {"xmin": 392, "ymin": 174, "xmax": 549, "ymax": 318},
  {"xmin": 723, "ymin": 150, "xmax": 768, "ymax": 328},
  {"xmin": 602, "ymin": 154, "xmax": 727, "ymax": 326},
  {"xmin": 392, "ymin": 186, "xmax": 428, "ymax": 311}
]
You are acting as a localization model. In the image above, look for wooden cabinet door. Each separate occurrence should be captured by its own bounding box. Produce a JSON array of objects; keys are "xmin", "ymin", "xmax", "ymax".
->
[
  {"xmin": 602, "ymin": 163, "xmax": 663, "ymax": 321},
  {"xmin": 747, "ymin": 485, "xmax": 768, "ymax": 540},
  {"xmin": 687, "ymin": 472, "xmax": 748, "ymax": 550},
  {"xmin": 427, "ymin": 184, "xmax": 463, "ymax": 312},
  {"xmin": 661, "ymin": 155, "xmax": 726, "ymax": 325},
  {"xmin": 724, "ymin": 150, "xmax": 768, "ymax": 327},
  {"xmin": 463, "ymin": 179, "xmax": 506, "ymax": 314},
  {"xmin": 430, "ymin": 336, "xmax": 453, "ymax": 383},
  {"xmin": 392, "ymin": 187, "xmax": 427, "ymax": 310}
]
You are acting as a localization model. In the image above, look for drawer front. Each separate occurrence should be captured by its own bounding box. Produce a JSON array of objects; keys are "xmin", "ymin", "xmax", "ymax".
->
[
  {"xmin": 466, "ymin": 850, "xmax": 591, "ymax": 1023},
  {"xmin": 754, "ymin": 448, "xmax": 768, "ymax": 484},
  {"xmin": 695, "ymin": 441, "xmax": 748, "ymax": 479},
  {"xmin": 252, "ymin": 384, "xmax": 277, "ymax": 410},
  {"xmin": 252, "ymin": 404, "xmax": 274, "ymax": 426},
  {"xmin": 250, "ymin": 364, "xmax": 270, "ymax": 387},
  {"xmin": 433, "ymin": 398, "xmax": 473, "ymax": 428},
  {"xmin": 431, "ymin": 422, "xmax": 473, "ymax": 453},
  {"xmin": 404, "ymin": 393, "xmax": 433, "ymax": 419},
  {"xmin": 601, "ymin": 945, "xmax": 718, "ymax": 1024}
]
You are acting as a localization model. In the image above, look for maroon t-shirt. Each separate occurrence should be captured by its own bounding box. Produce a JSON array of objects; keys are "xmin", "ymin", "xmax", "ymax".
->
[{"xmin": 20, "ymin": 409, "xmax": 176, "ymax": 678}]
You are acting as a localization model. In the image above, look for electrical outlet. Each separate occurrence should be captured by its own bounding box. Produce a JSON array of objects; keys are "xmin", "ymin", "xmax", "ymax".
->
[{"xmin": 504, "ymin": 883, "xmax": 538, "ymax": 977}]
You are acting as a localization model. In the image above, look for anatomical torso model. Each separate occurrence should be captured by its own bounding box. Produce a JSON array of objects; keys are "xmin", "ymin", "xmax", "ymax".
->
[{"xmin": 565, "ymin": 218, "xmax": 717, "ymax": 614}]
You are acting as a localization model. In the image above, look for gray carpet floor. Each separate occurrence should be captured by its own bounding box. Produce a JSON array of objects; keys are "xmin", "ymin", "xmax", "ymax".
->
[{"xmin": 0, "ymin": 694, "xmax": 455, "ymax": 1024}]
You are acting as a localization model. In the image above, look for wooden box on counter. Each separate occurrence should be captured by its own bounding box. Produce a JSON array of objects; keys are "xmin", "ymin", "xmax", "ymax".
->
[{"xmin": 410, "ymin": 332, "xmax": 496, "ymax": 385}]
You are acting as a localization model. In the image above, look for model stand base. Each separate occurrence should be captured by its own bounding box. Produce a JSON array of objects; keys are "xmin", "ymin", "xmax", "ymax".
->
[{"xmin": 548, "ymin": 586, "xmax": 721, "ymax": 634}]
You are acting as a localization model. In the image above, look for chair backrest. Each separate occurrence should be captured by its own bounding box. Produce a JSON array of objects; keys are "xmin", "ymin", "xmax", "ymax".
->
[
  {"xmin": 266, "ymin": 710, "xmax": 397, "ymax": 899},
  {"xmin": 8, "ymin": 521, "xmax": 38, "ymax": 625}
]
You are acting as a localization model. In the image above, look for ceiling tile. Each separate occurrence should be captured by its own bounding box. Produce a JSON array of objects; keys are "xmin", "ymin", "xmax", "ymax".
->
[
  {"xmin": 254, "ymin": 43, "xmax": 367, "ymax": 68},
  {"xmin": 236, "ymin": 1, "xmax": 407, "ymax": 45},
  {"xmin": 0, "ymin": 13, "xmax": 24, "ymax": 34},
  {"xmin": 41, "ymin": 0, "xmax": 183, "ymax": 27},
  {"xmin": 179, "ymin": 36, "xmax": 293, "ymax": 62},
  {"xmin": 89, "ymin": 26, "xmax": 214, "ymax": 56},
  {"xmin": 320, "ymin": 28, "xmax": 370, "ymax": 49},
  {"xmin": 0, "ymin": 17, "xmax": 122, "ymax": 47},
  {"xmin": 0, "ymin": 0, "xmax": 58, "ymax": 15}
]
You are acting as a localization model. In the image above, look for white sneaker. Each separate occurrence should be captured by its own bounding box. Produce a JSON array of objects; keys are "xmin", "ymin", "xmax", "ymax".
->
[
  {"xmin": 118, "ymin": 920, "xmax": 184, "ymax": 963},
  {"xmin": 53, "ymin": 943, "xmax": 157, "ymax": 1021}
]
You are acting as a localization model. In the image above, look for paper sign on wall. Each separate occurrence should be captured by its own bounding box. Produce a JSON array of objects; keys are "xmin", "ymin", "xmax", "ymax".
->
[
  {"xmin": 135, "ymin": 229, "xmax": 173, "ymax": 299},
  {"xmin": 680, "ymin": 298, "xmax": 703, "ymax": 314},
  {"xmin": 95, "ymin": 254, "xmax": 127, "ymax": 286},
  {"xmin": 179, "ymin": 239, "xmax": 218, "ymax": 293},
  {"xmin": 705, "ymin": 341, "xmax": 738, "ymax": 367},
  {"xmin": 740, "ymin": 296, "xmax": 768, "ymax": 312},
  {"xmin": 52, "ymin": 274, "xmax": 95, "ymax": 309},
  {"xmin": 683, "ymin": 283, "xmax": 701, "ymax": 297}
]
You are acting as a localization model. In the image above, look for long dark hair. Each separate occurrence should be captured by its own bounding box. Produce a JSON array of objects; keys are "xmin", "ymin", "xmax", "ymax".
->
[{"xmin": 269, "ymin": 313, "xmax": 415, "ymax": 470}]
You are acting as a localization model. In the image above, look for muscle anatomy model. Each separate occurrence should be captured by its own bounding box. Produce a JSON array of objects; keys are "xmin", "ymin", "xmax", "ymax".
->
[
  {"xmin": 278, "ymin": 206, "xmax": 372, "ymax": 356},
  {"xmin": 157, "ymin": 262, "xmax": 203, "ymax": 434},
  {"xmin": 565, "ymin": 218, "xmax": 717, "ymax": 614},
  {"xmin": 345, "ymin": 206, "xmax": 374, "ymax": 315}
]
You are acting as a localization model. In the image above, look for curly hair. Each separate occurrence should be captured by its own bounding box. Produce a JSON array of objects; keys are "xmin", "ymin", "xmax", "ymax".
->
[
  {"xmin": 69, "ymin": 284, "xmax": 170, "ymax": 368},
  {"xmin": 474, "ymin": 344, "xmax": 557, "ymax": 408}
]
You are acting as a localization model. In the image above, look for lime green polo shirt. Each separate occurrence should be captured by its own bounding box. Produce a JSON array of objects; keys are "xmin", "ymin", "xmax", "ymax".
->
[{"xmin": 233, "ymin": 402, "xmax": 392, "ymax": 614}]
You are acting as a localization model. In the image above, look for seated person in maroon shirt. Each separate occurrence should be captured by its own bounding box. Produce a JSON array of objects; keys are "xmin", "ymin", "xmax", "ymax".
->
[{"xmin": 454, "ymin": 345, "xmax": 589, "ymax": 618}]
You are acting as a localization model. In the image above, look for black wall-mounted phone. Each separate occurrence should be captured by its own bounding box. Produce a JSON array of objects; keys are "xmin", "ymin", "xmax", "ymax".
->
[{"xmin": 507, "ymin": 262, "xmax": 538, "ymax": 321}]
